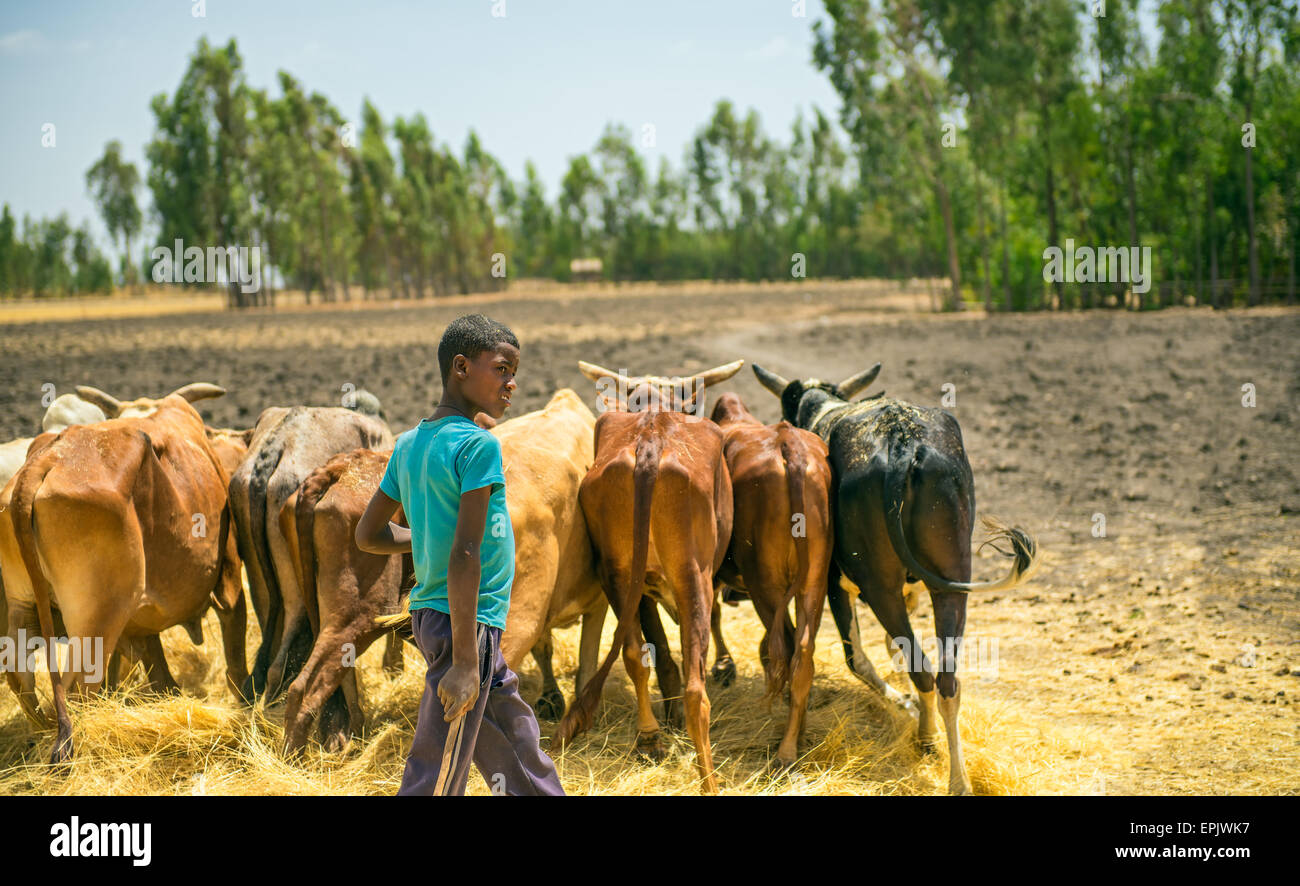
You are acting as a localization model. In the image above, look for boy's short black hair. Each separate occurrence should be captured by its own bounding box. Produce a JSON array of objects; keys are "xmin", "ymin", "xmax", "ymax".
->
[{"xmin": 437, "ymin": 314, "xmax": 520, "ymax": 383}]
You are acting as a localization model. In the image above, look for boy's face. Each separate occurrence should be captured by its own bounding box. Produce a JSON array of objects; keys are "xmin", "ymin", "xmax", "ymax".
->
[{"xmin": 451, "ymin": 341, "xmax": 519, "ymax": 420}]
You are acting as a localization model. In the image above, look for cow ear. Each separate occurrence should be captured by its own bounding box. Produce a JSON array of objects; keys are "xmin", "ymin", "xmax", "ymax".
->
[
  {"xmin": 835, "ymin": 363, "xmax": 882, "ymax": 400},
  {"xmin": 74, "ymin": 385, "xmax": 124, "ymax": 417},
  {"xmin": 752, "ymin": 364, "xmax": 790, "ymax": 397},
  {"xmin": 170, "ymin": 382, "xmax": 227, "ymax": 404}
]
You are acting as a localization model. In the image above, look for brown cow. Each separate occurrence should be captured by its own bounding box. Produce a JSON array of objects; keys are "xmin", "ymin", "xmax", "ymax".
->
[
  {"xmin": 281, "ymin": 448, "xmax": 413, "ymax": 754},
  {"xmin": 228, "ymin": 395, "xmax": 392, "ymax": 703},
  {"xmin": 709, "ymin": 392, "xmax": 834, "ymax": 770},
  {"xmin": 0, "ymin": 383, "xmax": 246, "ymax": 763},
  {"xmin": 555, "ymin": 360, "xmax": 742, "ymax": 795},
  {"xmin": 283, "ymin": 389, "xmax": 609, "ymax": 755}
]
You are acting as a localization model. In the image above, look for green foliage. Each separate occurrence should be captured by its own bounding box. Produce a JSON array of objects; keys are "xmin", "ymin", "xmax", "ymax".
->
[
  {"xmin": 5, "ymin": 10, "xmax": 1299, "ymax": 310},
  {"xmin": 85, "ymin": 140, "xmax": 142, "ymax": 287},
  {"xmin": 0, "ymin": 207, "xmax": 114, "ymax": 297}
]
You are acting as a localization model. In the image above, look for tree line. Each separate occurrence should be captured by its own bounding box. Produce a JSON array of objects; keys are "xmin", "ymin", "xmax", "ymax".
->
[{"xmin": 2, "ymin": 0, "xmax": 1297, "ymax": 310}]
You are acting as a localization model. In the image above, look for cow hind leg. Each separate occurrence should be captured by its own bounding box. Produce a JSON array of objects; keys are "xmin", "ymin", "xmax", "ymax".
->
[
  {"xmin": 48, "ymin": 551, "xmax": 136, "ymax": 719},
  {"xmin": 744, "ymin": 586, "xmax": 786, "ymax": 702},
  {"xmin": 848, "ymin": 561, "xmax": 937, "ymax": 750},
  {"xmin": 622, "ymin": 609, "xmax": 664, "ymax": 762},
  {"xmin": 830, "ymin": 567, "xmax": 917, "ymax": 716},
  {"xmin": 215, "ymin": 590, "xmax": 249, "ymax": 702},
  {"xmin": 318, "ymin": 676, "xmax": 357, "ymax": 753},
  {"xmin": 104, "ymin": 650, "xmax": 125, "ymax": 692},
  {"xmin": 266, "ymin": 611, "xmax": 313, "ymax": 703},
  {"xmin": 284, "ymin": 628, "xmax": 362, "ymax": 756},
  {"xmin": 775, "ymin": 586, "xmax": 823, "ymax": 770},
  {"xmin": 908, "ymin": 493, "xmax": 974, "ymax": 796},
  {"xmin": 530, "ymin": 632, "xmax": 564, "ymax": 721},
  {"xmin": 212, "ymin": 525, "xmax": 249, "ymax": 701},
  {"xmin": 638, "ymin": 597, "xmax": 683, "ymax": 729},
  {"xmin": 575, "ymin": 602, "xmax": 606, "ymax": 697},
  {"xmin": 674, "ymin": 564, "xmax": 717, "ymax": 795},
  {"xmin": 929, "ymin": 585, "xmax": 972, "ymax": 796},
  {"xmin": 708, "ymin": 587, "xmax": 736, "ymax": 688},
  {"xmin": 6, "ymin": 602, "xmax": 51, "ymax": 729},
  {"xmin": 139, "ymin": 632, "xmax": 181, "ymax": 696}
]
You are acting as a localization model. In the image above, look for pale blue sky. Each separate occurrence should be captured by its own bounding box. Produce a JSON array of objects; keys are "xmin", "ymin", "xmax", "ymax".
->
[{"xmin": 0, "ymin": 0, "xmax": 843, "ymax": 250}]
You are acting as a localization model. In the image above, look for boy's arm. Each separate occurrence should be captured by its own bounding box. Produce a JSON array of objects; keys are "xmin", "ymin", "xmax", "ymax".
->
[
  {"xmin": 354, "ymin": 488, "xmax": 412, "ymax": 554},
  {"xmin": 439, "ymin": 484, "xmax": 492, "ymax": 720}
]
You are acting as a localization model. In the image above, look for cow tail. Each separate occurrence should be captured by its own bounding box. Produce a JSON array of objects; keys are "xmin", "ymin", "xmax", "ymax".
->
[
  {"xmin": 248, "ymin": 440, "xmax": 284, "ymax": 683},
  {"xmin": 295, "ymin": 461, "xmax": 342, "ymax": 633},
  {"xmin": 556, "ymin": 433, "xmax": 659, "ymax": 749},
  {"xmin": 767, "ymin": 426, "xmax": 809, "ymax": 700},
  {"xmin": 883, "ymin": 443, "xmax": 1040, "ymax": 593},
  {"xmin": 9, "ymin": 454, "xmax": 73, "ymax": 761}
]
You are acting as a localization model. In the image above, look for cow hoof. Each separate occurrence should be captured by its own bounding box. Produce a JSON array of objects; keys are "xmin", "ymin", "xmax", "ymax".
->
[
  {"xmin": 711, "ymin": 657, "xmax": 736, "ymax": 688},
  {"xmin": 917, "ymin": 734, "xmax": 942, "ymax": 757},
  {"xmin": 48, "ymin": 737, "xmax": 74, "ymax": 767},
  {"xmin": 534, "ymin": 688, "xmax": 565, "ymax": 721},
  {"xmin": 767, "ymin": 757, "xmax": 797, "ymax": 777},
  {"xmin": 950, "ymin": 783, "xmax": 973, "ymax": 797},
  {"xmin": 634, "ymin": 732, "xmax": 666, "ymax": 763},
  {"xmin": 321, "ymin": 730, "xmax": 352, "ymax": 755}
]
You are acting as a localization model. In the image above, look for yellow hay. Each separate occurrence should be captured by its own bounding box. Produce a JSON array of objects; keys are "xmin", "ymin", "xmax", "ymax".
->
[{"xmin": 0, "ymin": 601, "xmax": 1129, "ymax": 796}]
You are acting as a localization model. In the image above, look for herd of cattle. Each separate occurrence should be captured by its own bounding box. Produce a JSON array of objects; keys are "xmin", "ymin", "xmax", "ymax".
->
[{"xmin": 0, "ymin": 358, "xmax": 1039, "ymax": 795}]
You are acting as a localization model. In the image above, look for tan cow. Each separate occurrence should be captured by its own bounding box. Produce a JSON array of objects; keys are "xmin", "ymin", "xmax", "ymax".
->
[
  {"xmin": 282, "ymin": 389, "xmax": 608, "ymax": 754},
  {"xmin": 103, "ymin": 423, "xmax": 256, "ymax": 687},
  {"xmin": 1, "ymin": 395, "xmax": 110, "ymax": 633},
  {"xmin": 0, "ymin": 383, "xmax": 246, "ymax": 763},
  {"xmin": 555, "ymin": 360, "xmax": 742, "ymax": 795},
  {"xmin": 710, "ymin": 392, "xmax": 835, "ymax": 770}
]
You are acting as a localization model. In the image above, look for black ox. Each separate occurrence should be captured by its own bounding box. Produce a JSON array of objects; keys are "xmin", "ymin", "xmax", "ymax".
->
[{"xmin": 753, "ymin": 362, "xmax": 1039, "ymax": 795}]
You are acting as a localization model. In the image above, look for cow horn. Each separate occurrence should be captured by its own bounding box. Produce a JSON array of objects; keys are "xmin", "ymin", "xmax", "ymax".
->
[
  {"xmin": 169, "ymin": 383, "xmax": 227, "ymax": 403},
  {"xmin": 691, "ymin": 359, "xmax": 744, "ymax": 389},
  {"xmin": 577, "ymin": 360, "xmax": 629, "ymax": 384},
  {"xmin": 752, "ymin": 364, "xmax": 790, "ymax": 397},
  {"xmin": 74, "ymin": 385, "xmax": 124, "ymax": 416},
  {"xmin": 835, "ymin": 363, "xmax": 882, "ymax": 399}
]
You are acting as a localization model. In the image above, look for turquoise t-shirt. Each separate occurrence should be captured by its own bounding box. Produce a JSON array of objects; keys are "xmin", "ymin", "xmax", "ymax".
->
[{"xmin": 378, "ymin": 415, "xmax": 514, "ymax": 630}]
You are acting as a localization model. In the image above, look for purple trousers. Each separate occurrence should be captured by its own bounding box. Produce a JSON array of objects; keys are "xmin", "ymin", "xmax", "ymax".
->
[{"xmin": 397, "ymin": 607, "xmax": 565, "ymax": 796}]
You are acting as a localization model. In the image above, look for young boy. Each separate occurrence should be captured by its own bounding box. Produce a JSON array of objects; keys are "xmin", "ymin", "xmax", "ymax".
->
[{"xmin": 355, "ymin": 314, "xmax": 565, "ymax": 796}]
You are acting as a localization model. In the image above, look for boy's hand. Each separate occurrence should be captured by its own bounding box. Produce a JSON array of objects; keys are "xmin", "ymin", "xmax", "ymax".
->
[{"xmin": 438, "ymin": 662, "xmax": 480, "ymax": 721}]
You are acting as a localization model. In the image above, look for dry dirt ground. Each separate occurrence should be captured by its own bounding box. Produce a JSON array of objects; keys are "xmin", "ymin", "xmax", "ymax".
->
[{"xmin": 0, "ymin": 280, "xmax": 1295, "ymax": 795}]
